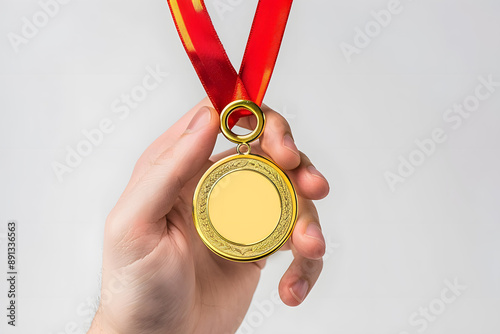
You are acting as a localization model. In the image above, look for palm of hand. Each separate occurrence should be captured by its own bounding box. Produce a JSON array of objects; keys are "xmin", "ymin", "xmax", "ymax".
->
[{"xmin": 100, "ymin": 162, "xmax": 262, "ymax": 334}]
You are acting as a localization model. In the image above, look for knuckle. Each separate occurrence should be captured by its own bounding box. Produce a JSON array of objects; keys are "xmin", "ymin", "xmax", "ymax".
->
[
  {"xmin": 300, "ymin": 257, "xmax": 323, "ymax": 275},
  {"xmin": 265, "ymin": 108, "xmax": 290, "ymax": 132},
  {"xmin": 154, "ymin": 146, "xmax": 177, "ymax": 165}
]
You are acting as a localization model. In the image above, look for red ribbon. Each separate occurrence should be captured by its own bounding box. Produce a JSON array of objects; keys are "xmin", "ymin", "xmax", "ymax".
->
[{"xmin": 167, "ymin": 0, "xmax": 293, "ymax": 127}]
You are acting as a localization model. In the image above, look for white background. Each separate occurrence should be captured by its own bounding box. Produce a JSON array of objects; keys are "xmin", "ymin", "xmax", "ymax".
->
[{"xmin": 1, "ymin": 0, "xmax": 500, "ymax": 333}]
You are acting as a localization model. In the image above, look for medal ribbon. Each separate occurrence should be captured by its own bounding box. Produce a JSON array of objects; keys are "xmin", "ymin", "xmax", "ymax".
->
[{"xmin": 167, "ymin": 0, "xmax": 293, "ymax": 127}]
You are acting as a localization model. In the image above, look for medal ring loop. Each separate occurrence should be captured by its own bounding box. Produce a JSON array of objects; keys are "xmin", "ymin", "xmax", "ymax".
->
[
  {"xmin": 236, "ymin": 143, "xmax": 251, "ymax": 155},
  {"xmin": 220, "ymin": 100, "xmax": 265, "ymax": 144}
]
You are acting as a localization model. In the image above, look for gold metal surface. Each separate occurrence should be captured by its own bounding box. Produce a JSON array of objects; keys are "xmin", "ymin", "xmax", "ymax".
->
[
  {"xmin": 193, "ymin": 154, "xmax": 297, "ymax": 262},
  {"xmin": 220, "ymin": 100, "xmax": 265, "ymax": 144},
  {"xmin": 208, "ymin": 170, "xmax": 281, "ymax": 245},
  {"xmin": 236, "ymin": 143, "xmax": 251, "ymax": 155}
]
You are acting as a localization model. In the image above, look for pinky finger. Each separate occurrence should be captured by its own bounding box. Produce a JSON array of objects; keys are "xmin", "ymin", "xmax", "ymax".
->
[{"xmin": 278, "ymin": 251, "xmax": 323, "ymax": 307}]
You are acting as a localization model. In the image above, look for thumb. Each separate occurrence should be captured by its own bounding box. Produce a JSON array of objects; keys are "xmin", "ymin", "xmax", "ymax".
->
[{"xmin": 109, "ymin": 106, "xmax": 219, "ymax": 233}]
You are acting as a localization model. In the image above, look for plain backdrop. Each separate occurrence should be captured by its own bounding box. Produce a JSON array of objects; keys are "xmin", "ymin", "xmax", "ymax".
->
[{"xmin": 1, "ymin": 0, "xmax": 499, "ymax": 333}]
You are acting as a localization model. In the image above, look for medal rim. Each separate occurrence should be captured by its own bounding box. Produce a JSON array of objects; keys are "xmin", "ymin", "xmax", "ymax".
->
[{"xmin": 193, "ymin": 153, "xmax": 298, "ymax": 262}]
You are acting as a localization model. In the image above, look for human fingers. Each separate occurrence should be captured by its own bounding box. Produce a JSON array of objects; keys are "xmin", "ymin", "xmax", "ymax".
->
[
  {"xmin": 278, "ymin": 195, "xmax": 326, "ymax": 253},
  {"xmin": 107, "ymin": 106, "xmax": 219, "ymax": 235},
  {"xmin": 211, "ymin": 146, "xmax": 329, "ymax": 200},
  {"xmin": 289, "ymin": 197, "xmax": 325, "ymax": 259},
  {"xmin": 127, "ymin": 97, "xmax": 213, "ymax": 187},
  {"xmin": 286, "ymin": 151, "xmax": 329, "ymax": 200},
  {"xmin": 278, "ymin": 248, "xmax": 323, "ymax": 307},
  {"xmin": 278, "ymin": 199, "xmax": 325, "ymax": 305},
  {"xmin": 234, "ymin": 104, "xmax": 301, "ymax": 170}
]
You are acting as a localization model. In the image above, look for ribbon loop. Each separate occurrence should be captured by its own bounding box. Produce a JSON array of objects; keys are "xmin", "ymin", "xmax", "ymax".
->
[{"xmin": 167, "ymin": 0, "xmax": 293, "ymax": 127}]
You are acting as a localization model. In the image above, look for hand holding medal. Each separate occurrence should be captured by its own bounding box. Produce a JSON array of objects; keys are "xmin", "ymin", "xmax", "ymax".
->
[{"xmin": 89, "ymin": 1, "xmax": 329, "ymax": 333}]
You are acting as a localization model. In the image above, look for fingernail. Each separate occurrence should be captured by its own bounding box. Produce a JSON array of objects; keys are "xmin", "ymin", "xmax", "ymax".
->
[
  {"xmin": 305, "ymin": 223, "xmax": 325, "ymax": 246},
  {"xmin": 307, "ymin": 165, "xmax": 325, "ymax": 179},
  {"xmin": 283, "ymin": 134, "xmax": 300, "ymax": 157},
  {"xmin": 185, "ymin": 107, "xmax": 211, "ymax": 133},
  {"xmin": 290, "ymin": 279, "xmax": 309, "ymax": 303}
]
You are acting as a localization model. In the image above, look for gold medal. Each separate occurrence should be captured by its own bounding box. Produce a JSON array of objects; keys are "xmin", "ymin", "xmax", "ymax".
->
[{"xmin": 193, "ymin": 100, "xmax": 298, "ymax": 262}]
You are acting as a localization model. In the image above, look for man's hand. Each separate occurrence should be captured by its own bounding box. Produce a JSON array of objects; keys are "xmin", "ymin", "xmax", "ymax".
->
[{"xmin": 88, "ymin": 98, "xmax": 329, "ymax": 334}]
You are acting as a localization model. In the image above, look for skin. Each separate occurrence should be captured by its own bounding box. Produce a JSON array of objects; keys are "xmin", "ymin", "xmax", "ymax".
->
[{"xmin": 88, "ymin": 98, "xmax": 330, "ymax": 334}]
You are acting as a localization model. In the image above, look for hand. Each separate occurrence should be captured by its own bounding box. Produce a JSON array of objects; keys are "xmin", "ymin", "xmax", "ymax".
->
[{"xmin": 88, "ymin": 98, "xmax": 330, "ymax": 334}]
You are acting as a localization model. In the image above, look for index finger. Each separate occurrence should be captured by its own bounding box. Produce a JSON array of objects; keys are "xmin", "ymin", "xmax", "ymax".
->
[{"xmin": 234, "ymin": 104, "xmax": 301, "ymax": 171}]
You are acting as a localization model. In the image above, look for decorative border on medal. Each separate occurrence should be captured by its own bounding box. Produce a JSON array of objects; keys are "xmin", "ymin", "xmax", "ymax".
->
[{"xmin": 193, "ymin": 154, "xmax": 297, "ymax": 262}]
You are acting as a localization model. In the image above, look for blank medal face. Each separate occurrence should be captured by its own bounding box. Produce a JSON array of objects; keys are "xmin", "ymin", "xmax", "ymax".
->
[
  {"xmin": 208, "ymin": 170, "xmax": 281, "ymax": 245},
  {"xmin": 193, "ymin": 154, "xmax": 298, "ymax": 262}
]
